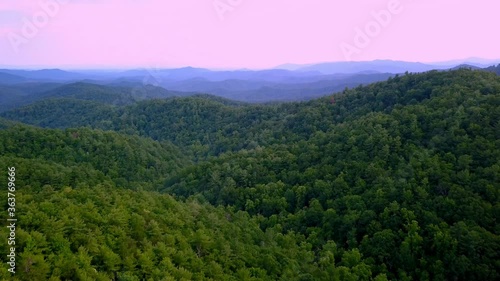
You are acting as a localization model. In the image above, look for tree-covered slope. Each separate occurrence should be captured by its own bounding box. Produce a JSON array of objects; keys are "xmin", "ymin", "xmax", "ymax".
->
[
  {"xmin": 34, "ymin": 82, "xmax": 137, "ymax": 105},
  {"xmin": 0, "ymin": 127, "xmax": 387, "ymax": 281},
  {"xmin": 0, "ymin": 124, "xmax": 190, "ymax": 189},
  {"xmin": 1, "ymin": 95, "xmax": 286, "ymax": 157},
  {"xmin": 163, "ymin": 70, "xmax": 500, "ymax": 280},
  {"xmin": 0, "ymin": 185, "xmax": 346, "ymax": 281}
]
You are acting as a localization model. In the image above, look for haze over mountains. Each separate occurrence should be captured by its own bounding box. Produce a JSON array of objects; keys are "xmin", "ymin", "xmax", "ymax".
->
[
  {"xmin": 277, "ymin": 59, "xmax": 500, "ymax": 74},
  {"xmin": 1, "ymin": 59, "xmax": 499, "ymax": 110}
]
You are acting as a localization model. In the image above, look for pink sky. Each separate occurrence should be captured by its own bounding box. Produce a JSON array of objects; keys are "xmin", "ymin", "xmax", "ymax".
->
[{"xmin": 0, "ymin": 0, "xmax": 498, "ymax": 69}]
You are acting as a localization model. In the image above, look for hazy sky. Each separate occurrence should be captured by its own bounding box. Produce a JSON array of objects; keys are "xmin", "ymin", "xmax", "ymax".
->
[{"xmin": 0, "ymin": 0, "xmax": 498, "ymax": 69}]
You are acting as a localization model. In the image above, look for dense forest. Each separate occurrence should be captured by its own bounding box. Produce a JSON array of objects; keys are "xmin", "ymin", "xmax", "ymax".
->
[{"xmin": 0, "ymin": 69, "xmax": 499, "ymax": 280}]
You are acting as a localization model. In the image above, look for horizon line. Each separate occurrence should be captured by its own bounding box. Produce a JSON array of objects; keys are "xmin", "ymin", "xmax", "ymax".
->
[{"xmin": 1, "ymin": 57, "xmax": 500, "ymax": 71}]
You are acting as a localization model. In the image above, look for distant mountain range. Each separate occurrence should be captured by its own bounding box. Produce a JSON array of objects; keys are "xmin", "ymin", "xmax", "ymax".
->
[
  {"xmin": 275, "ymin": 58, "xmax": 500, "ymax": 74},
  {"xmin": 0, "ymin": 59, "xmax": 499, "ymax": 109},
  {"xmin": 2, "ymin": 59, "xmax": 499, "ymax": 82},
  {"xmin": 429, "ymin": 57, "xmax": 500, "ymax": 67}
]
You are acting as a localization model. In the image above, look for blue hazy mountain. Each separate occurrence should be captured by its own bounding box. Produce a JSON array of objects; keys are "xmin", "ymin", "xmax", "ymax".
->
[
  {"xmin": 0, "ymin": 69, "xmax": 85, "ymax": 81},
  {"xmin": 0, "ymin": 72, "xmax": 28, "ymax": 84},
  {"xmin": 276, "ymin": 60, "xmax": 446, "ymax": 74},
  {"xmin": 431, "ymin": 57, "xmax": 500, "ymax": 67},
  {"xmin": 275, "ymin": 58, "xmax": 500, "ymax": 74},
  {"xmin": 158, "ymin": 73, "xmax": 394, "ymax": 102}
]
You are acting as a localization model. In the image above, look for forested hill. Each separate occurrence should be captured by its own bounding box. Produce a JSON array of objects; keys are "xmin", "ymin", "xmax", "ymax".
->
[
  {"xmin": 0, "ymin": 81, "xmax": 200, "ymax": 113},
  {"xmin": 0, "ymin": 123, "xmax": 190, "ymax": 190},
  {"xmin": 0, "ymin": 69, "xmax": 499, "ymax": 280}
]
